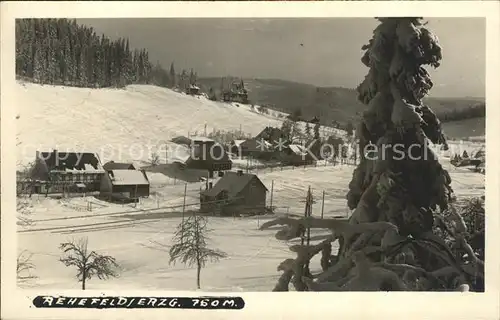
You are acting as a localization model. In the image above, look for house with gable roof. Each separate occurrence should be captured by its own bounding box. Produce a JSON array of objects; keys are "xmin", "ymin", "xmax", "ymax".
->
[{"xmin": 199, "ymin": 170, "xmax": 268, "ymax": 215}]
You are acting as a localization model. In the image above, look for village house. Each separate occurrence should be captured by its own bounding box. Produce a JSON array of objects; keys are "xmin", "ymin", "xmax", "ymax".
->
[
  {"xmin": 229, "ymin": 138, "xmax": 273, "ymax": 158},
  {"xmin": 199, "ymin": 170, "xmax": 268, "ymax": 216},
  {"xmin": 280, "ymin": 144, "xmax": 317, "ymax": 166},
  {"xmin": 186, "ymin": 84, "xmax": 201, "ymax": 96},
  {"xmin": 171, "ymin": 136, "xmax": 232, "ymax": 178},
  {"xmin": 100, "ymin": 169, "xmax": 150, "ymax": 202},
  {"xmin": 223, "ymin": 89, "xmax": 248, "ymax": 104},
  {"xmin": 29, "ymin": 150, "xmax": 105, "ymax": 195},
  {"xmin": 255, "ymin": 126, "xmax": 286, "ymax": 145},
  {"xmin": 222, "ymin": 79, "xmax": 249, "ymax": 104},
  {"xmin": 103, "ymin": 161, "xmax": 137, "ymax": 171}
]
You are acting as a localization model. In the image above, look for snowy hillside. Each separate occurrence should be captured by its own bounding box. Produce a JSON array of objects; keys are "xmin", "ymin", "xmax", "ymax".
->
[{"xmin": 15, "ymin": 82, "xmax": 285, "ymax": 168}]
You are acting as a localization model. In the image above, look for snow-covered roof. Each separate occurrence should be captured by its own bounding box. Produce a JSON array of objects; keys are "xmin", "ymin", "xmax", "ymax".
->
[
  {"xmin": 288, "ymin": 144, "xmax": 308, "ymax": 155},
  {"xmin": 172, "ymin": 155, "xmax": 190, "ymax": 164},
  {"xmin": 65, "ymin": 164, "xmax": 105, "ymax": 173},
  {"xmin": 39, "ymin": 151, "xmax": 104, "ymax": 173},
  {"xmin": 168, "ymin": 144, "xmax": 191, "ymax": 164},
  {"xmin": 108, "ymin": 169, "xmax": 149, "ymax": 186},
  {"xmin": 232, "ymin": 140, "xmax": 246, "ymax": 147},
  {"xmin": 190, "ymin": 136, "xmax": 214, "ymax": 143}
]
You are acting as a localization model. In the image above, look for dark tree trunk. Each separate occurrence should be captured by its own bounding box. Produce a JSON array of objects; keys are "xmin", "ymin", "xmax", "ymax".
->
[
  {"xmin": 82, "ymin": 270, "xmax": 86, "ymax": 290},
  {"xmin": 196, "ymin": 263, "xmax": 201, "ymax": 289}
]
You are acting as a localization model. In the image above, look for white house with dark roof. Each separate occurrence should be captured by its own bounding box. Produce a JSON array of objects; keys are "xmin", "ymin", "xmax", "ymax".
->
[{"xmin": 30, "ymin": 150, "xmax": 105, "ymax": 194}]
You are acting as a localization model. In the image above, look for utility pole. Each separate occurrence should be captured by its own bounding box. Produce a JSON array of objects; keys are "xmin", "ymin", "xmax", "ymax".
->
[
  {"xmin": 301, "ymin": 186, "xmax": 313, "ymax": 246},
  {"xmin": 182, "ymin": 183, "xmax": 187, "ymax": 220},
  {"xmin": 269, "ymin": 180, "xmax": 274, "ymax": 213},
  {"xmin": 134, "ymin": 184, "xmax": 138, "ymax": 208},
  {"xmin": 301, "ymin": 186, "xmax": 313, "ymax": 277},
  {"xmin": 306, "ymin": 186, "xmax": 312, "ymax": 247},
  {"xmin": 181, "ymin": 183, "xmax": 188, "ymax": 245}
]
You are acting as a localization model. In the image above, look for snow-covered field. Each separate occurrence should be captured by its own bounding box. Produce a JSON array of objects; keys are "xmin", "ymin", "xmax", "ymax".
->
[
  {"xmin": 17, "ymin": 162, "xmax": 484, "ymax": 291},
  {"xmin": 15, "ymin": 82, "xmax": 485, "ymax": 291}
]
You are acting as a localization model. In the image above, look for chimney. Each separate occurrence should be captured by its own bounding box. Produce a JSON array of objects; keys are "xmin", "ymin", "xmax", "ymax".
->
[{"xmin": 237, "ymin": 170, "xmax": 243, "ymax": 176}]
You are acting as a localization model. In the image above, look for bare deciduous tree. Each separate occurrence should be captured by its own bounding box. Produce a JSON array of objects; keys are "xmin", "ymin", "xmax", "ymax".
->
[
  {"xmin": 149, "ymin": 151, "xmax": 161, "ymax": 166},
  {"xmin": 17, "ymin": 161, "xmax": 35, "ymax": 227},
  {"xmin": 168, "ymin": 214, "xmax": 227, "ymax": 289},
  {"xmin": 59, "ymin": 237, "xmax": 119, "ymax": 290},
  {"xmin": 17, "ymin": 250, "xmax": 37, "ymax": 284}
]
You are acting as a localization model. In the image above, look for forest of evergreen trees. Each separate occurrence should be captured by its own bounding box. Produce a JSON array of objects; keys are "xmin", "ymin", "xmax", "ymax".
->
[
  {"xmin": 15, "ymin": 18, "xmax": 197, "ymax": 89},
  {"xmin": 15, "ymin": 18, "xmax": 485, "ymax": 127}
]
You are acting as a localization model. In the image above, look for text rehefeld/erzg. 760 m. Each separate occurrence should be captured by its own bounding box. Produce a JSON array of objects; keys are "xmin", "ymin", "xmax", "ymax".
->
[{"xmin": 32, "ymin": 296, "xmax": 245, "ymax": 309}]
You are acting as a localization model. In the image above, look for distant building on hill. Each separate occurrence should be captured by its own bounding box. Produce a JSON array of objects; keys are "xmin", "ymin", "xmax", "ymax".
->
[
  {"xmin": 222, "ymin": 79, "xmax": 249, "ymax": 104},
  {"xmin": 186, "ymin": 84, "xmax": 201, "ymax": 96}
]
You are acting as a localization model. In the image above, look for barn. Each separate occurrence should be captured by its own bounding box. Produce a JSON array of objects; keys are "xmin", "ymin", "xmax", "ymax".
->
[
  {"xmin": 30, "ymin": 150, "xmax": 105, "ymax": 195},
  {"xmin": 199, "ymin": 170, "xmax": 268, "ymax": 216},
  {"xmin": 100, "ymin": 169, "xmax": 150, "ymax": 202}
]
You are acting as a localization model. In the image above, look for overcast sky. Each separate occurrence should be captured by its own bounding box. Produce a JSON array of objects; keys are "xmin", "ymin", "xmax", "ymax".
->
[{"xmin": 77, "ymin": 18, "xmax": 485, "ymax": 98}]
